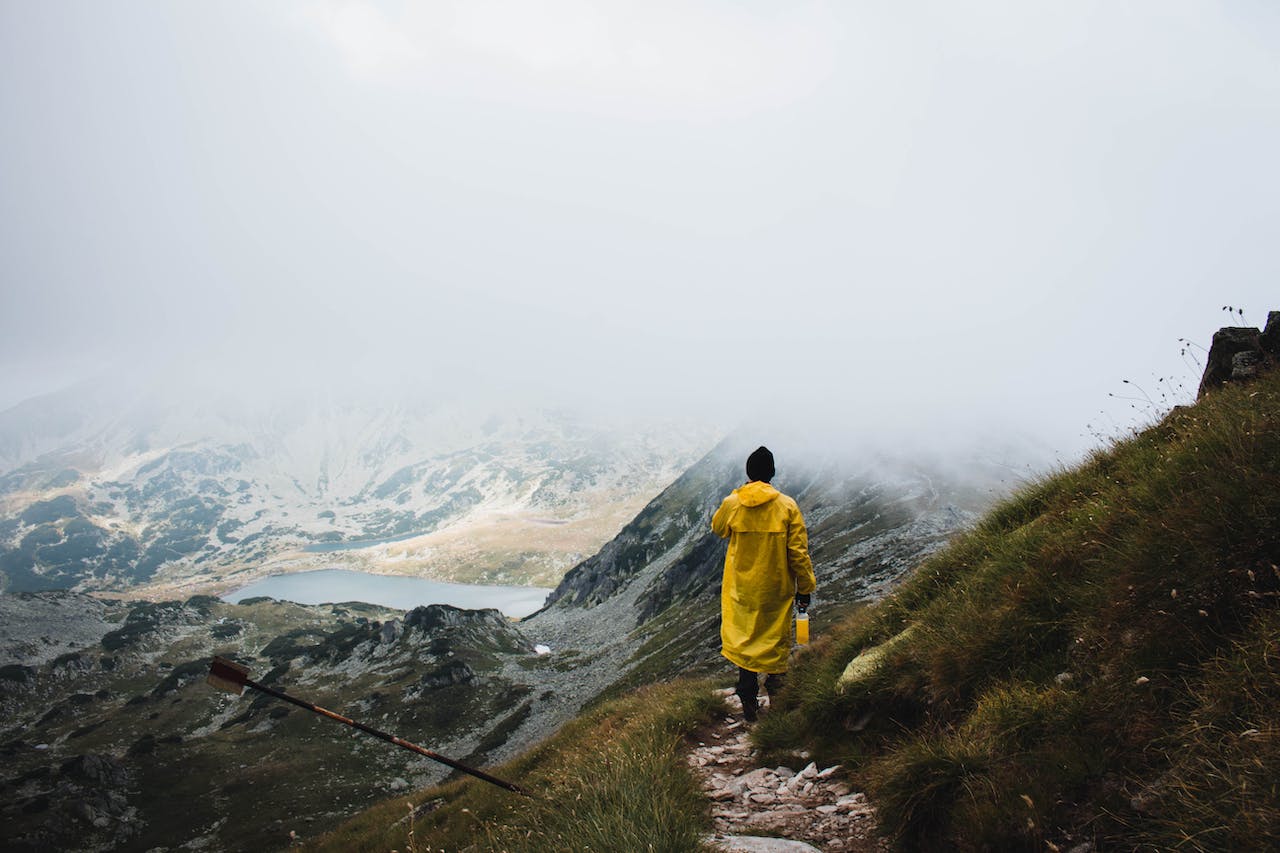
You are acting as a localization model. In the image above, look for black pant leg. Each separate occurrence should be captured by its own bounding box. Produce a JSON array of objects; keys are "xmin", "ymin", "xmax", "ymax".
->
[{"xmin": 736, "ymin": 667, "xmax": 758, "ymax": 704}]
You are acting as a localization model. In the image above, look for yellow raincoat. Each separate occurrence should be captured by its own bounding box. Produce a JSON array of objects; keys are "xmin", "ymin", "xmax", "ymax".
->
[{"xmin": 713, "ymin": 481, "xmax": 816, "ymax": 674}]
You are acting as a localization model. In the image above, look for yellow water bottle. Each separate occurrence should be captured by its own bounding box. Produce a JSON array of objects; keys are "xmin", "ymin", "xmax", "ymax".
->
[{"xmin": 796, "ymin": 609, "xmax": 810, "ymax": 646}]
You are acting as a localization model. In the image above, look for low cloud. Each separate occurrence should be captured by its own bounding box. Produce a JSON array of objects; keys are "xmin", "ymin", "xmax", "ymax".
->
[{"xmin": 2, "ymin": 2, "xmax": 1277, "ymax": 462}]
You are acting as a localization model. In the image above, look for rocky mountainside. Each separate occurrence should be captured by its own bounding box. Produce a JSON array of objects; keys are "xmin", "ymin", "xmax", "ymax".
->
[
  {"xmin": 0, "ymin": 383, "xmax": 713, "ymax": 594},
  {"xmin": 0, "ymin": 591, "xmax": 582, "ymax": 852},
  {"xmin": 1195, "ymin": 310, "xmax": 1280, "ymax": 398}
]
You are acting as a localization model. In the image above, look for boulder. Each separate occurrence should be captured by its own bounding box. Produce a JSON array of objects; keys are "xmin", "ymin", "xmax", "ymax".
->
[
  {"xmin": 1198, "ymin": 326, "xmax": 1263, "ymax": 398},
  {"xmin": 714, "ymin": 831, "xmax": 820, "ymax": 851},
  {"xmin": 1232, "ymin": 350, "xmax": 1264, "ymax": 382},
  {"xmin": 708, "ymin": 834, "xmax": 824, "ymax": 852},
  {"xmin": 60, "ymin": 754, "xmax": 128, "ymax": 787},
  {"xmin": 418, "ymin": 660, "xmax": 474, "ymax": 690},
  {"xmin": 737, "ymin": 767, "xmax": 776, "ymax": 790},
  {"xmin": 0, "ymin": 664, "xmax": 36, "ymax": 691},
  {"xmin": 837, "ymin": 625, "xmax": 915, "ymax": 690},
  {"xmin": 404, "ymin": 604, "xmax": 507, "ymax": 633},
  {"xmin": 1261, "ymin": 311, "xmax": 1280, "ymax": 359}
]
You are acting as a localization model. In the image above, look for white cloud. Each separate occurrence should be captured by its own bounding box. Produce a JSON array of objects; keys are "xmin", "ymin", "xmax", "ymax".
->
[
  {"xmin": 300, "ymin": 0, "xmax": 838, "ymax": 117},
  {"xmin": 310, "ymin": 1, "xmax": 428, "ymax": 80},
  {"xmin": 3, "ymin": 1, "xmax": 1279, "ymax": 458}
]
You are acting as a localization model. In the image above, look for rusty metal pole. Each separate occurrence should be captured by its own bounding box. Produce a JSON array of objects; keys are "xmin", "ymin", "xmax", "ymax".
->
[{"xmin": 207, "ymin": 656, "xmax": 527, "ymax": 796}]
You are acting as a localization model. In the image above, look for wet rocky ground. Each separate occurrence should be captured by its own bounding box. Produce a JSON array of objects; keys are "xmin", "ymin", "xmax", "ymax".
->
[{"xmin": 690, "ymin": 690, "xmax": 886, "ymax": 853}]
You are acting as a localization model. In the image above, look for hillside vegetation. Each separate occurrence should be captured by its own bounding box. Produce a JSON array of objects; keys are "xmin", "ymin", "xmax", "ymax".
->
[
  {"xmin": 758, "ymin": 368, "xmax": 1280, "ymax": 850},
  {"xmin": 304, "ymin": 681, "xmax": 723, "ymax": 853}
]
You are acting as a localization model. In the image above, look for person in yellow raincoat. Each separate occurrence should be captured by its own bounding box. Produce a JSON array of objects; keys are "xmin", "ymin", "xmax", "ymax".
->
[{"xmin": 712, "ymin": 446, "xmax": 815, "ymax": 721}]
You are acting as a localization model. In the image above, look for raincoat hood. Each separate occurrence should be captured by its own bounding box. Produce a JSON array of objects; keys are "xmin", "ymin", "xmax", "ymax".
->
[{"xmin": 736, "ymin": 481, "xmax": 780, "ymax": 508}]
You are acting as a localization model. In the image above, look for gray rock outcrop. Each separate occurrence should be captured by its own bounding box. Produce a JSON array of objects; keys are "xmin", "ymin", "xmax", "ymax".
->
[
  {"xmin": 1197, "ymin": 311, "xmax": 1280, "ymax": 398},
  {"xmin": 1261, "ymin": 310, "xmax": 1280, "ymax": 359}
]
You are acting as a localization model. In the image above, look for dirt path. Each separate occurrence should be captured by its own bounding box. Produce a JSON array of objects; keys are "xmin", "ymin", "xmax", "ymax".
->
[{"xmin": 687, "ymin": 691, "xmax": 887, "ymax": 853}]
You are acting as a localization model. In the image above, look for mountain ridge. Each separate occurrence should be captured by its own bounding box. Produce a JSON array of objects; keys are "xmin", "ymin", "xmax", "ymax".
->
[{"xmin": 0, "ymin": 383, "xmax": 715, "ymax": 594}]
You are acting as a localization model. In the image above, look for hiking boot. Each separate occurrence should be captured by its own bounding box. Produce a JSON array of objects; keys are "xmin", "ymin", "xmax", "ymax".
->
[{"xmin": 741, "ymin": 697, "xmax": 758, "ymax": 723}]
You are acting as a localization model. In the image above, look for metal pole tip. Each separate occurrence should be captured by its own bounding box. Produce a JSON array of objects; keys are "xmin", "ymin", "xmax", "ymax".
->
[{"xmin": 207, "ymin": 656, "xmax": 250, "ymax": 696}]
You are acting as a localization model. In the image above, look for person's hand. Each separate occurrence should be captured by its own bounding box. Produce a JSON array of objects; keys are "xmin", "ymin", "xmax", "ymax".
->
[{"xmin": 795, "ymin": 593, "xmax": 811, "ymax": 612}]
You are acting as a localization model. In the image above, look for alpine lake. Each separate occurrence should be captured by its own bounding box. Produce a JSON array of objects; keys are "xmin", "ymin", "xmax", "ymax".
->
[{"xmin": 222, "ymin": 568, "xmax": 551, "ymax": 618}]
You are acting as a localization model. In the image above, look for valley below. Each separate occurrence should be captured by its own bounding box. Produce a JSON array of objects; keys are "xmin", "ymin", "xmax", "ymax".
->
[
  {"xmin": 0, "ymin": 431, "xmax": 1008, "ymax": 851},
  {"xmin": 0, "ymin": 592, "xmax": 567, "ymax": 852},
  {"xmin": 0, "ymin": 383, "xmax": 1034, "ymax": 852}
]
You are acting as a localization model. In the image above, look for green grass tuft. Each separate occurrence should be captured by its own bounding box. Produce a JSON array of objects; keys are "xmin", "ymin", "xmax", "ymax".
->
[{"xmin": 1128, "ymin": 608, "xmax": 1280, "ymax": 850}]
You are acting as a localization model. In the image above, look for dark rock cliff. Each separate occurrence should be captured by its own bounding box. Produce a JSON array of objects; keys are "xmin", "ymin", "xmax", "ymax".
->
[
  {"xmin": 1198, "ymin": 310, "xmax": 1280, "ymax": 398},
  {"xmin": 541, "ymin": 444, "xmax": 739, "ymax": 611}
]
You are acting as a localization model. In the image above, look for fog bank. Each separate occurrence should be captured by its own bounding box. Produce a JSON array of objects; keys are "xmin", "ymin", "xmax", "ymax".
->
[{"xmin": 3, "ymin": 2, "xmax": 1277, "ymax": 459}]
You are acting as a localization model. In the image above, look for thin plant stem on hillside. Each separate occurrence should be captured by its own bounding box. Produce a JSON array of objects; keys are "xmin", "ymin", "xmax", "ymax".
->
[
  {"xmin": 1222, "ymin": 304, "xmax": 1249, "ymax": 325},
  {"xmin": 1179, "ymin": 337, "xmax": 1207, "ymax": 372}
]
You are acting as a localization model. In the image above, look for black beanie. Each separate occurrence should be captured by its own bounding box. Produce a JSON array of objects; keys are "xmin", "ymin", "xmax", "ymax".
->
[{"xmin": 746, "ymin": 446, "xmax": 775, "ymax": 483}]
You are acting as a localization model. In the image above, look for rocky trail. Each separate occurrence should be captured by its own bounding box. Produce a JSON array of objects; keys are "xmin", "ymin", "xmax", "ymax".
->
[{"xmin": 688, "ymin": 690, "xmax": 886, "ymax": 853}]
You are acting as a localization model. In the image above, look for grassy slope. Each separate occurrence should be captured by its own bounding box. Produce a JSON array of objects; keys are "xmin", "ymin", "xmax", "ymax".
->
[
  {"xmin": 756, "ymin": 369, "xmax": 1280, "ymax": 851},
  {"xmin": 303, "ymin": 680, "xmax": 723, "ymax": 853}
]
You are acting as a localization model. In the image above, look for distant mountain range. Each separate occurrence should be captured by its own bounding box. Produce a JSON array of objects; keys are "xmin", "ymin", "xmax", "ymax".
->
[{"xmin": 0, "ymin": 381, "xmax": 715, "ymax": 594}]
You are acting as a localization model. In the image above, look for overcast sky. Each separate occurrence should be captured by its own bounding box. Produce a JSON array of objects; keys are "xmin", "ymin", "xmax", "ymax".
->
[{"xmin": 1, "ymin": 1, "xmax": 1277, "ymax": 455}]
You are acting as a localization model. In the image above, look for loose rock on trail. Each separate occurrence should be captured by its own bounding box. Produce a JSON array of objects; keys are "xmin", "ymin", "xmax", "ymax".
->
[{"xmin": 689, "ymin": 690, "xmax": 886, "ymax": 853}]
